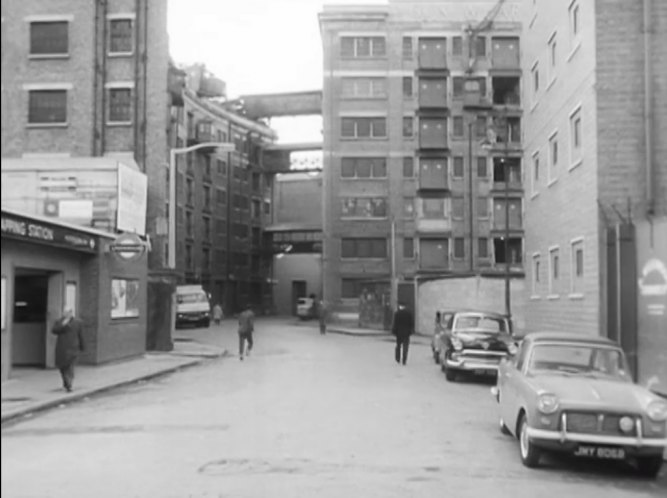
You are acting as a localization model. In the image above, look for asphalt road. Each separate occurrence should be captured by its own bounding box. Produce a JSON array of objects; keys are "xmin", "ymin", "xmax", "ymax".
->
[{"xmin": 1, "ymin": 319, "xmax": 665, "ymax": 497}]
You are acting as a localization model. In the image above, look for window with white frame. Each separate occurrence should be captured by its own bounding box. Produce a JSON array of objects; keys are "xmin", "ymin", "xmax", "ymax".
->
[
  {"xmin": 548, "ymin": 132, "xmax": 559, "ymax": 183},
  {"xmin": 340, "ymin": 36, "xmax": 386, "ymax": 58},
  {"xmin": 547, "ymin": 32, "xmax": 557, "ymax": 84},
  {"xmin": 341, "ymin": 77, "xmax": 387, "ymax": 98},
  {"xmin": 532, "ymin": 253, "xmax": 541, "ymax": 296},
  {"xmin": 531, "ymin": 61, "xmax": 539, "ymax": 104},
  {"xmin": 569, "ymin": 106, "xmax": 582, "ymax": 168},
  {"xmin": 341, "ymin": 117, "xmax": 387, "ymax": 138},
  {"xmin": 341, "ymin": 157, "xmax": 387, "ymax": 178},
  {"xmin": 341, "ymin": 197, "xmax": 387, "ymax": 219},
  {"xmin": 531, "ymin": 151, "xmax": 540, "ymax": 196},
  {"xmin": 569, "ymin": 1, "xmax": 580, "ymax": 42},
  {"xmin": 107, "ymin": 86, "xmax": 132, "ymax": 124},
  {"xmin": 28, "ymin": 89, "xmax": 68, "ymax": 124},
  {"xmin": 30, "ymin": 21, "xmax": 69, "ymax": 56},
  {"xmin": 108, "ymin": 17, "xmax": 134, "ymax": 55},
  {"xmin": 548, "ymin": 246, "xmax": 560, "ymax": 296},
  {"xmin": 570, "ymin": 239, "xmax": 584, "ymax": 296}
]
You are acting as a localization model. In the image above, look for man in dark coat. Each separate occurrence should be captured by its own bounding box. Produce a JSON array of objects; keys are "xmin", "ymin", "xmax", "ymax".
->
[
  {"xmin": 392, "ymin": 302, "xmax": 414, "ymax": 365},
  {"xmin": 52, "ymin": 308, "xmax": 85, "ymax": 392},
  {"xmin": 237, "ymin": 303, "xmax": 255, "ymax": 361}
]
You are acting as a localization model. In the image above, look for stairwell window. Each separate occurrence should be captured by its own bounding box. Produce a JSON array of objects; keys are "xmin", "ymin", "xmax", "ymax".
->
[
  {"xmin": 107, "ymin": 86, "xmax": 133, "ymax": 124},
  {"xmin": 452, "ymin": 36, "xmax": 463, "ymax": 57},
  {"xmin": 402, "ymin": 157, "xmax": 414, "ymax": 178},
  {"xmin": 402, "ymin": 37, "xmax": 413, "ymax": 59},
  {"xmin": 403, "ymin": 116, "xmax": 414, "ymax": 138},
  {"xmin": 548, "ymin": 131, "xmax": 559, "ymax": 185},
  {"xmin": 403, "ymin": 238, "xmax": 415, "ymax": 259},
  {"xmin": 108, "ymin": 16, "xmax": 134, "ymax": 55},
  {"xmin": 452, "ymin": 157, "xmax": 464, "ymax": 179}
]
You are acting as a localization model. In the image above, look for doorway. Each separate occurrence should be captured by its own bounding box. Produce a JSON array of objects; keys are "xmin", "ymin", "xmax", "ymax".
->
[
  {"xmin": 291, "ymin": 280, "xmax": 307, "ymax": 316},
  {"xmin": 12, "ymin": 272, "xmax": 49, "ymax": 367}
]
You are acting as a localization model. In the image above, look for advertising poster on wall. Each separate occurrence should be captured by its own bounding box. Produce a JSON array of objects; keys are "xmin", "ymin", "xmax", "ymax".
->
[
  {"xmin": 116, "ymin": 162, "xmax": 147, "ymax": 236},
  {"xmin": 111, "ymin": 279, "xmax": 140, "ymax": 319},
  {"xmin": 636, "ymin": 218, "xmax": 667, "ymax": 397}
]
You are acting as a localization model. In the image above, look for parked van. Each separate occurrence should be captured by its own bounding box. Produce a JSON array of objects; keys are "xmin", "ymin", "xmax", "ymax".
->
[{"xmin": 175, "ymin": 285, "xmax": 211, "ymax": 328}]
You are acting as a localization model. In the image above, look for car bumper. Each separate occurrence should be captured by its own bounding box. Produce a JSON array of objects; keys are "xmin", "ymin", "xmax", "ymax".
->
[
  {"xmin": 176, "ymin": 313, "xmax": 209, "ymax": 323},
  {"xmin": 445, "ymin": 354, "xmax": 505, "ymax": 372},
  {"xmin": 526, "ymin": 427, "xmax": 667, "ymax": 455}
]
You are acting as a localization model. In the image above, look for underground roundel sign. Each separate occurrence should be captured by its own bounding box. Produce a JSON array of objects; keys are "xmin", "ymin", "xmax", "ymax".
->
[{"xmin": 110, "ymin": 232, "xmax": 146, "ymax": 261}]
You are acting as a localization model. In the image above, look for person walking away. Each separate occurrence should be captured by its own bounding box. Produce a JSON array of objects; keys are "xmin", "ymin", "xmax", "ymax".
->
[
  {"xmin": 51, "ymin": 308, "xmax": 85, "ymax": 391},
  {"xmin": 318, "ymin": 299, "xmax": 328, "ymax": 335},
  {"xmin": 392, "ymin": 303, "xmax": 414, "ymax": 365},
  {"xmin": 212, "ymin": 303, "xmax": 223, "ymax": 325},
  {"xmin": 238, "ymin": 304, "xmax": 255, "ymax": 361}
]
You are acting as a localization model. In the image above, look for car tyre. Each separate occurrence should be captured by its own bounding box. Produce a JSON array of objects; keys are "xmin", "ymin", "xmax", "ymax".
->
[
  {"xmin": 636, "ymin": 456, "xmax": 663, "ymax": 479},
  {"xmin": 518, "ymin": 415, "xmax": 541, "ymax": 468},
  {"xmin": 433, "ymin": 348, "xmax": 441, "ymax": 364}
]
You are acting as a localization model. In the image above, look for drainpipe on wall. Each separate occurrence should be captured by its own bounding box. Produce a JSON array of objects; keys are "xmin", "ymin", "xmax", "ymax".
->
[{"xmin": 643, "ymin": 0, "xmax": 654, "ymax": 217}]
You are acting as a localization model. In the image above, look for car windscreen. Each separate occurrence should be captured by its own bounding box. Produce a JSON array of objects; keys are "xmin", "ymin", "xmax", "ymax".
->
[
  {"xmin": 455, "ymin": 315, "xmax": 506, "ymax": 333},
  {"xmin": 177, "ymin": 294, "xmax": 208, "ymax": 304},
  {"xmin": 527, "ymin": 344, "xmax": 631, "ymax": 381}
]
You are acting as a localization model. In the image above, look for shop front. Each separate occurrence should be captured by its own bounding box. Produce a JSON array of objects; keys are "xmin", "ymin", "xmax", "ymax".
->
[{"xmin": 1, "ymin": 209, "xmax": 148, "ymax": 382}]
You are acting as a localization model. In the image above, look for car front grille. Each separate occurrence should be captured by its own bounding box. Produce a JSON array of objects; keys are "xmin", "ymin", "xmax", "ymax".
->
[{"xmin": 564, "ymin": 411, "xmax": 637, "ymax": 436}]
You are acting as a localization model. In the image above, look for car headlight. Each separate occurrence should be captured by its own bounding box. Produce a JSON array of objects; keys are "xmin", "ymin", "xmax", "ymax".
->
[
  {"xmin": 452, "ymin": 338, "xmax": 463, "ymax": 351},
  {"xmin": 537, "ymin": 393, "xmax": 559, "ymax": 415},
  {"xmin": 646, "ymin": 400, "xmax": 667, "ymax": 422}
]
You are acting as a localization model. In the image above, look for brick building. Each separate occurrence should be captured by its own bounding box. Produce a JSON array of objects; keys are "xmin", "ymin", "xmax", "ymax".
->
[
  {"xmin": 521, "ymin": 0, "xmax": 667, "ymax": 330},
  {"xmin": 170, "ymin": 68, "xmax": 277, "ymax": 314},
  {"xmin": 319, "ymin": 0, "xmax": 524, "ymax": 327},
  {"xmin": 0, "ymin": 0, "xmax": 169, "ymax": 378},
  {"xmin": 521, "ymin": 0, "xmax": 667, "ymax": 392}
]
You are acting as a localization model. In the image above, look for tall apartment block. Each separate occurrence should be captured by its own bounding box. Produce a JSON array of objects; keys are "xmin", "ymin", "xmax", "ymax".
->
[
  {"xmin": 169, "ymin": 67, "xmax": 276, "ymax": 313},
  {"xmin": 1, "ymin": 0, "xmax": 169, "ymax": 268},
  {"xmin": 319, "ymin": 0, "xmax": 523, "ymax": 318},
  {"xmin": 521, "ymin": 0, "xmax": 666, "ymax": 390}
]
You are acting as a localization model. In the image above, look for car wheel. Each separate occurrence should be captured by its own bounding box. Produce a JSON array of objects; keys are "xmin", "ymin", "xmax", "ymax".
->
[
  {"xmin": 518, "ymin": 415, "xmax": 541, "ymax": 468},
  {"xmin": 499, "ymin": 417, "xmax": 512, "ymax": 436},
  {"xmin": 636, "ymin": 456, "xmax": 663, "ymax": 478},
  {"xmin": 433, "ymin": 348, "xmax": 441, "ymax": 364}
]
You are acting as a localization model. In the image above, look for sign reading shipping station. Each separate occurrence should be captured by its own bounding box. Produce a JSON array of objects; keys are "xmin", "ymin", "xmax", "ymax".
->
[
  {"xmin": 1, "ymin": 211, "xmax": 97, "ymax": 253},
  {"xmin": 109, "ymin": 232, "xmax": 146, "ymax": 261}
]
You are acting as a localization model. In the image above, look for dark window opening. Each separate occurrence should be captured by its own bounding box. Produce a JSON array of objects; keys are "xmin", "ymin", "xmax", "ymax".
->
[
  {"xmin": 492, "ymin": 157, "xmax": 522, "ymax": 183},
  {"xmin": 492, "ymin": 77, "xmax": 520, "ymax": 105},
  {"xmin": 493, "ymin": 237, "xmax": 523, "ymax": 264}
]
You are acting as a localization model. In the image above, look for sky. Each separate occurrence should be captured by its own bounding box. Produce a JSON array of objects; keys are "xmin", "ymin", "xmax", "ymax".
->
[{"xmin": 168, "ymin": 0, "xmax": 387, "ymax": 143}]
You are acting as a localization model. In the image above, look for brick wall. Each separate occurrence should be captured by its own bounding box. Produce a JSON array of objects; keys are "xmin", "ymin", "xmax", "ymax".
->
[{"xmin": 521, "ymin": 0, "xmax": 602, "ymax": 336}]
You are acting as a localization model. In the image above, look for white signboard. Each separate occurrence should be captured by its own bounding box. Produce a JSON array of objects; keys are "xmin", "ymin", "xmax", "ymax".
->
[{"xmin": 116, "ymin": 162, "xmax": 147, "ymax": 236}]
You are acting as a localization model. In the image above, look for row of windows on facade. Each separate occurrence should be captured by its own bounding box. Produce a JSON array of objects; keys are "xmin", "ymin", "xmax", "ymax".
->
[
  {"xmin": 338, "ymin": 156, "xmax": 522, "ymax": 183},
  {"xmin": 178, "ymin": 181, "xmax": 270, "ymax": 215},
  {"xmin": 181, "ymin": 114, "xmax": 258, "ymax": 158},
  {"xmin": 182, "ymin": 247, "xmax": 264, "ymax": 273},
  {"xmin": 182, "ymin": 214, "xmax": 264, "ymax": 242},
  {"xmin": 176, "ymin": 157, "xmax": 264, "ymax": 187},
  {"xmin": 26, "ymin": 89, "xmax": 132, "ymax": 125},
  {"xmin": 339, "ymin": 116, "xmax": 521, "ymax": 142},
  {"xmin": 340, "ymin": 196, "xmax": 522, "ymax": 225},
  {"xmin": 531, "ymin": 240, "xmax": 584, "ymax": 298},
  {"xmin": 28, "ymin": 18, "xmax": 134, "ymax": 57},
  {"xmin": 529, "ymin": 0, "xmax": 583, "ymax": 107},
  {"xmin": 340, "ymin": 35, "xmax": 516, "ymax": 61},
  {"xmin": 341, "ymin": 75, "xmax": 520, "ymax": 106},
  {"xmin": 529, "ymin": 105, "xmax": 583, "ymax": 195},
  {"xmin": 339, "ymin": 237, "xmax": 522, "ymax": 262}
]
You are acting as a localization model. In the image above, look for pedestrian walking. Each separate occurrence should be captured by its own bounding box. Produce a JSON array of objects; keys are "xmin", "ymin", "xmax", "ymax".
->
[
  {"xmin": 238, "ymin": 303, "xmax": 255, "ymax": 361},
  {"xmin": 392, "ymin": 302, "xmax": 414, "ymax": 365},
  {"xmin": 317, "ymin": 299, "xmax": 328, "ymax": 335},
  {"xmin": 51, "ymin": 308, "xmax": 85, "ymax": 392},
  {"xmin": 212, "ymin": 303, "xmax": 223, "ymax": 324}
]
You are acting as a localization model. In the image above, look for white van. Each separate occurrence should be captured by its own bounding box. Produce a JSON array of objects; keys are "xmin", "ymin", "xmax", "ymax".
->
[{"xmin": 175, "ymin": 285, "xmax": 211, "ymax": 328}]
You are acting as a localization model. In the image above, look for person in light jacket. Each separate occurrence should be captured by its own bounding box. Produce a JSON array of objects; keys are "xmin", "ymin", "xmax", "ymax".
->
[{"xmin": 52, "ymin": 308, "xmax": 85, "ymax": 392}]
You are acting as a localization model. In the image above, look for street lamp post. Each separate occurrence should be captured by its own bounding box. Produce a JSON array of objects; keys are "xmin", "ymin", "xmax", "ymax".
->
[{"xmin": 168, "ymin": 142, "xmax": 235, "ymax": 269}]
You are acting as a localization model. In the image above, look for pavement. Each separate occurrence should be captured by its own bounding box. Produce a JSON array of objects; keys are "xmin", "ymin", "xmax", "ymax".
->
[{"xmin": 1, "ymin": 334, "xmax": 226, "ymax": 426}]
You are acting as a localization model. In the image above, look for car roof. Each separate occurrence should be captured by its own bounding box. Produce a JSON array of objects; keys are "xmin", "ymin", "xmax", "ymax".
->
[
  {"xmin": 524, "ymin": 331, "xmax": 618, "ymax": 346},
  {"xmin": 451, "ymin": 309, "xmax": 508, "ymax": 319}
]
